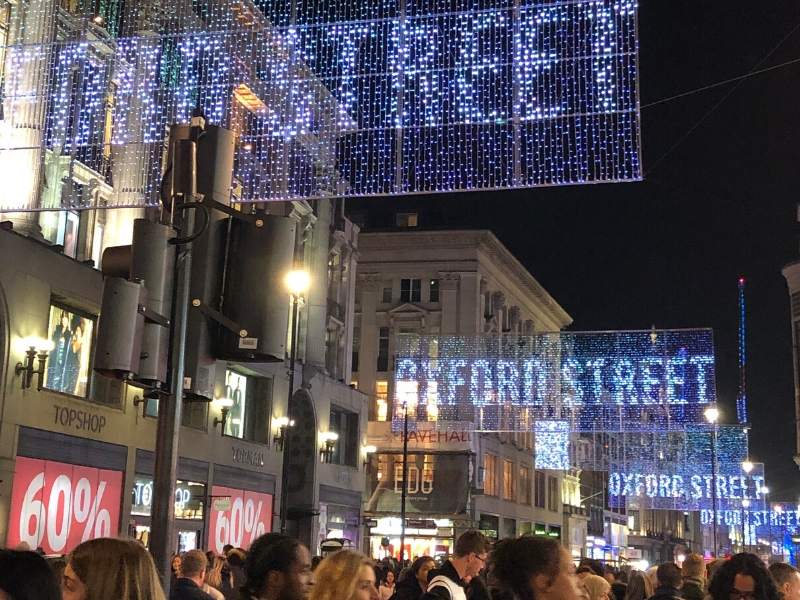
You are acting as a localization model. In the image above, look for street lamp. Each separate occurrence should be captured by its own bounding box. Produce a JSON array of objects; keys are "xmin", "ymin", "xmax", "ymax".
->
[
  {"xmin": 704, "ymin": 405, "xmax": 719, "ymax": 557},
  {"xmin": 279, "ymin": 269, "xmax": 310, "ymax": 534}
]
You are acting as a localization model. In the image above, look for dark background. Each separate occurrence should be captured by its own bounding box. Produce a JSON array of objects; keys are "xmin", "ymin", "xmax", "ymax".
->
[{"xmin": 350, "ymin": 1, "xmax": 800, "ymax": 500}]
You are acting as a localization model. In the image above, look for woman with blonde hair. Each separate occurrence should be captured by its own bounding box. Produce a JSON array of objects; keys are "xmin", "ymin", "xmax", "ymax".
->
[
  {"xmin": 582, "ymin": 574, "xmax": 612, "ymax": 600},
  {"xmin": 61, "ymin": 538, "xmax": 166, "ymax": 600},
  {"xmin": 310, "ymin": 550, "xmax": 379, "ymax": 600}
]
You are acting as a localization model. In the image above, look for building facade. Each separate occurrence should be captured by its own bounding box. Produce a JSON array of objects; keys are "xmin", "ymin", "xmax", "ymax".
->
[
  {"xmin": 352, "ymin": 225, "xmax": 574, "ymax": 558},
  {"xmin": 781, "ymin": 260, "xmax": 800, "ymax": 472}
]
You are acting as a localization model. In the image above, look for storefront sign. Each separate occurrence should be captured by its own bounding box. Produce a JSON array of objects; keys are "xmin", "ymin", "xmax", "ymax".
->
[
  {"xmin": 130, "ymin": 476, "xmax": 205, "ymax": 520},
  {"xmin": 232, "ymin": 446, "xmax": 265, "ymax": 467},
  {"xmin": 366, "ymin": 453, "xmax": 469, "ymax": 515},
  {"xmin": 368, "ymin": 421, "xmax": 473, "ymax": 452},
  {"xmin": 53, "ymin": 405, "xmax": 107, "ymax": 433},
  {"xmin": 7, "ymin": 456, "xmax": 122, "ymax": 554},
  {"xmin": 209, "ymin": 485, "xmax": 273, "ymax": 553}
]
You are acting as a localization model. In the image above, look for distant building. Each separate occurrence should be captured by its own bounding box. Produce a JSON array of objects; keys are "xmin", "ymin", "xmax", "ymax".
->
[
  {"xmin": 352, "ymin": 215, "xmax": 574, "ymax": 557},
  {"xmin": 781, "ymin": 259, "xmax": 800, "ymax": 470}
]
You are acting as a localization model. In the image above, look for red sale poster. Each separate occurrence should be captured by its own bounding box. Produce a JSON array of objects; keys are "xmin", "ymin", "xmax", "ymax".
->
[
  {"xmin": 7, "ymin": 456, "xmax": 123, "ymax": 554},
  {"xmin": 209, "ymin": 485, "xmax": 272, "ymax": 553}
]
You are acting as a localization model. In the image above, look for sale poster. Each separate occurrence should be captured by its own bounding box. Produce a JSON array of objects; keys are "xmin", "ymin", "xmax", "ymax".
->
[
  {"xmin": 7, "ymin": 456, "xmax": 123, "ymax": 554},
  {"xmin": 209, "ymin": 485, "xmax": 272, "ymax": 553}
]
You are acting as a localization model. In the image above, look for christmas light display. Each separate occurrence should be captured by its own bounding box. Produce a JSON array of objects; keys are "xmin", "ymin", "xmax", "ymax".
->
[
  {"xmin": 393, "ymin": 329, "xmax": 715, "ymax": 431},
  {"xmin": 0, "ymin": 0, "xmax": 641, "ymax": 211}
]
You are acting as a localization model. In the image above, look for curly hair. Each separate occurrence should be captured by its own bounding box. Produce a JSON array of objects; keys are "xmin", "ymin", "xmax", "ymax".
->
[
  {"xmin": 242, "ymin": 533, "xmax": 303, "ymax": 597},
  {"xmin": 489, "ymin": 536, "xmax": 562, "ymax": 600},
  {"xmin": 708, "ymin": 553, "xmax": 780, "ymax": 600}
]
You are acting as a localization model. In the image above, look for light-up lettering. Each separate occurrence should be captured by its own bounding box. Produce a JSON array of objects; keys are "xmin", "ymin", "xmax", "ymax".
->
[{"xmin": 609, "ymin": 471, "xmax": 765, "ymax": 502}]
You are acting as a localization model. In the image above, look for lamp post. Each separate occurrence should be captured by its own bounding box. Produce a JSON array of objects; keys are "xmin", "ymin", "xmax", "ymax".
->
[
  {"xmin": 279, "ymin": 269, "xmax": 310, "ymax": 535},
  {"xmin": 741, "ymin": 460, "xmax": 753, "ymax": 553},
  {"xmin": 762, "ymin": 486, "xmax": 771, "ymax": 558},
  {"xmin": 705, "ymin": 405, "xmax": 719, "ymax": 557}
]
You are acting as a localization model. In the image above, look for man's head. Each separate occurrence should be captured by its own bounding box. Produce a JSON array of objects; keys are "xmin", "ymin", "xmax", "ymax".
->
[
  {"xmin": 452, "ymin": 530, "xmax": 490, "ymax": 580},
  {"xmin": 244, "ymin": 533, "xmax": 313, "ymax": 600},
  {"xmin": 770, "ymin": 564, "xmax": 800, "ymax": 600},
  {"xmin": 682, "ymin": 554, "xmax": 705, "ymax": 580},
  {"xmin": 603, "ymin": 566, "xmax": 617, "ymax": 584},
  {"xmin": 180, "ymin": 550, "xmax": 208, "ymax": 587},
  {"xmin": 656, "ymin": 563, "xmax": 682, "ymax": 590}
]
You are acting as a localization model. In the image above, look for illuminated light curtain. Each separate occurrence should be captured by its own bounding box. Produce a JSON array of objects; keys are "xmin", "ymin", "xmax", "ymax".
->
[{"xmin": 0, "ymin": 0, "xmax": 640, "ymax": 211}]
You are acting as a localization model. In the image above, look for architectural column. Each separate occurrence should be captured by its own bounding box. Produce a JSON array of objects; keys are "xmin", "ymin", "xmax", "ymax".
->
[
  {"xmin": 0, "ymin": 0, "xmax": 57, "ymax": 231},
  {"xmin": 439, "ymin": 272, "xmax": 460, "ymax": 334},
  {"xmin": 358, "ymin": 274, "xmax": 380, "ymax": 405},
  {"xmin": 457, "ymin": 272, "xmax": 481, "ymax": 334},
  {"xmin": 305, "ymin": 199, "xmax": 332, "ymax": 369}
]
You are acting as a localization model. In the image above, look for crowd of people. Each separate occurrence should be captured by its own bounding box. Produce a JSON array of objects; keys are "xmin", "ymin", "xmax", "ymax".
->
[{"xmin": 1, "ymin": 531, "xmax": 799, "ymax": 600}]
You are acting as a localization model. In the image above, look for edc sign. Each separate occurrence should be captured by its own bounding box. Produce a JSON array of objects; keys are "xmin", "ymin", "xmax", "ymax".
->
[{"xmin": 394, "ymin": 329, "xmax": 716, "ymax": 432}]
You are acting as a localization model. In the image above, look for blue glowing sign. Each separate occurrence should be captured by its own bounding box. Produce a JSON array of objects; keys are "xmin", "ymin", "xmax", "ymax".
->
[
  {"xmin": 393, "ymin": 329, "xmax": 715, "ymax": 431},
  {"xmin": 0, "ymin": 0, "xmax": 640, "ymax": 211}
]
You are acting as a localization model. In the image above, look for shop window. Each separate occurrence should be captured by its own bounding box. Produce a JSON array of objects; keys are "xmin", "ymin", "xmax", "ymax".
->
[
  {"xmin": 400, "ymin": 279, "xmax": 421, "ymax": 303},
  {"xmin": 329, "ymin": 404, "xmax": 359, "ymax": 467},
  {"xmin": 220, "ymin": 369, "xmax": 272, "ymax": 444},
  {"xmin": 483, "ymin": 453, "xmax": 498, "ymax": 497},
  {"xmin": 396, "ymin": 212, "xmax": 418, "ymax": 228},
  {"xmin": 534, "ymin": 470, "xmax": 546, "ymax": 508},
  {"xmin": 547, "ymin": 476, "xmax": 559, "ymax": 512},
  {"xmin": 502, "ymin": 460, "xmax": 515, "ymax": 501},
  {"xmin": 131, "ymin": 475, "xmax": 206, "ymax": 520},
  {"xmin": 375, "ymin": 381, "xmax": 388, "ymax": 421},
  {"xmin": 44, "ymin": 303, "xmax": 95, "ymax": 398},
  {"xmin": 377, "ymin": 327, "xmax": 390, "ymax": 372},
  {"xmin": 429, "ymin": 279, "xmax": 440, "ymax": 303},
  {"xmin": 520, "ymin": 466, "xmax": 532, "ymax": 505}
]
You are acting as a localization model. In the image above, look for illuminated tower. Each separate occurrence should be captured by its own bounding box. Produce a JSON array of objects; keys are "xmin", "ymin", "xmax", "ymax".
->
[{"xmin": 737, "ymin": 277, "xmax": 748, "ymax": 425}]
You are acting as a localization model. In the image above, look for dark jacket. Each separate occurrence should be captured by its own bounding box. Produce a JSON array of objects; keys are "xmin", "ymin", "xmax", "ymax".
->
[
  {"xmin": 612, "ymin": 582, "xmax": 628, "ymax": 600},
  {"xmin": 391, "ymin": 577, "xmax": 425, "ymax": 600},
  {"xmin": 171, "ymin": 578, "xmax": 215, "ymax": 600},
  {"xmin": 681, "ymin": 577, "xmax": 704, "ymax": 600},
  {"xmin": 648, "ymin": 586, "xmax": 683, "ymax": 600},
  {"xmin": 419, "ymin": 561, "xmax": 465, "ymax": 600}
]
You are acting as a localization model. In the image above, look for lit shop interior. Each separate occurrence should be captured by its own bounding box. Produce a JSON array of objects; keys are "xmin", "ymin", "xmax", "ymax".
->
[{"xmin": 368, "ymin": 518, "xmax": 455, "ymax": 561}]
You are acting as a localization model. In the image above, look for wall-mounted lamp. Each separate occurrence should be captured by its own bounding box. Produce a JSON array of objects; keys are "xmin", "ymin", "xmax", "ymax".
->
[
  {"xmin": 15, "ymin": 337, "xmax": 54, "ymax": 390},
  {"xmin": 362, "ymin": 444, "xmax": 377, "ymax": 468},
  {"xmin": 273, "ymin": 416, "xmax": 295, "ymax": 451},
  {"xmin": 213, "ymin": 397, "xmax": 234, "ymax": 433},
  {"xmin": 319, "ymin": 431, "xmax": 339, "ymax": 463}
]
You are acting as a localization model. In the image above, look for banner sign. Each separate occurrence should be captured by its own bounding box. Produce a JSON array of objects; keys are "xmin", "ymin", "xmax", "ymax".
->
[
  {"xmin": 7, "ymin": 457, "xmax": 123, "ymax": 554},
  {"xmin": 366, "ymin": 453, "xmax": 470, "ymax": 515},
  {"xmin": 208, "ymin": 486, "xmax": 272, "ymax": 554},
  {"xmin": 394, "ymin": 329, "xmax": 715, "ymax": 432},
  {"xmin": 0, "ymin": 0, "xmax": 640, "ymax": 211}
]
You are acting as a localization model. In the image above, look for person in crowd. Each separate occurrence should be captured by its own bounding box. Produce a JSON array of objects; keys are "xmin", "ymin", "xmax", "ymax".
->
[
  {"xmin": 380, "ymin": 569, "xmax": 397, "ymax": 600},
  {"xmin": 241, "ymin": 533, "xmax": 314, "ymax": 600},
  {"xmin": 206, "ymin": 554, "xmax": 231, "ymax": 600},
  {"xmin": 680, "ymin": 553, "xmax": 705, "ymax": 600},
  {"xmin": 577, "ymin": 567, "xmax": 595, "ymax": 580},
  {"xmin": 604, "ymin": 566, "xmax": 627, "ymax": 600},
  {"xmin": 223, "ymin": 544, "xmax": 234, "ymax": 555},
  {"xmin": 645, "ymin": 567, "xmax": 660, "ymax": 594},
  {"xmin": 173, "ymin": 554, "xmax": 184, "ymax": 577},
  {"xmin": 623, "ymin": 571, "xmax": 654, "ymax": 600},
  {"xmin": 769, "ymin": 563, "xmax": 800, "ymax": 600},
  {"xmin": 489, "ymin": 534, "xmax": 581, "ymax": 600},
  {"xmin": 583, "ymin": 574, "xmax": 612, "ymax": 600},
  {"xmin": 61, "ymin": 538, "xmax": 166, "ymax": 600},
  {"xmin": 580, "ymin": 559, "xmax": 606, "ymax": 578},
  {"xmin": 224, "ymin": 548, "xmax": 246, "ymax": 600},
  {"xmin": 0, "ymin": 549, "xmax": 61, "ymax": 600},
  {"xmin": 706, "ymin": 559, "xmax": 725, "ymax": 586},
  {"xmin": 649, "ymin": 563, "xmax": 683, "ymax": 600},
  {"xmin": 421, "ymin": 530, "xmax": 490, "ymax": 600},
  {"xmin": 311, "ymin": 549, "xmax": 379, "ymax": 600},
  {"xmin": 708, "ymin": 554, "xmax": 780, "ymax": 600},
  {"xmin": 172, "ymin": 549, "xmax": 215, "ymax": 600},
  {"xmin": 391, "ymin": 556, "xmax": 436, "ymax": 600}
]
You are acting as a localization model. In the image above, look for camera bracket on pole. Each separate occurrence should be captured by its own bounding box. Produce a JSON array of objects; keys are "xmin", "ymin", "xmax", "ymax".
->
[
  {"xmin": 193, "ymin": 196, "xmax": 265, "ymax": 228},
  {"xmin": 191, "ymin": 298, "xmax": 248, "ymax": 338}
]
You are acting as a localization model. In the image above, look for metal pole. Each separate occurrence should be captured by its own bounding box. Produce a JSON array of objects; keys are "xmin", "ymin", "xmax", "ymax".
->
[
  {"xmin": 279, "ymin": 295, "xmax": 300, "ymax": 534},
  {"xmin": 151, "ymin": 207, "xmax": 194, "ymax": 593},
  {"xmin": 710, "ymin": 425, "xmax": 718, "ymax": 557},
  {"xmin": 399, "ymin": 400, "xmax": 409, "ymax": 565}
]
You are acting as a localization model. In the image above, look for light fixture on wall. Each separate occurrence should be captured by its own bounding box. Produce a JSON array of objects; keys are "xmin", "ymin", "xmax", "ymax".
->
[
  {"xmin": 15, "ymin": 337, "xmax": 54, "ymax": 390},
  {"xmin": 213, "ymin": 397, "xmax": 234, "ymax": 433},
  {"xmin": 362, "ymin": 444, "xmax": 377, "ymax": 468},
  {"xmin": 273, "ymin": 416, "xmax": 295, "ymax": 451},
  {"xmin": 319, "ymin": 431, "xmax": 339, "ymax": 463}
]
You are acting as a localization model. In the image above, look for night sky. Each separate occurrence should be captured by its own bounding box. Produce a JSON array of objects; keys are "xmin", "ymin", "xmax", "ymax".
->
[{"xmin": 350, "ymin": 1, "xmax": 800, "ymax": 500}]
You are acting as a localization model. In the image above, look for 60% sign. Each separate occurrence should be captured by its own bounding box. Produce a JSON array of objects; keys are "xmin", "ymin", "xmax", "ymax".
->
[
  {"xmin": 214, "ymin": 496, "xmax": 267, "ymax": 550},
  {"xmin": 19, "ymin": 472, "xmax": 114, "ymax": 553}
]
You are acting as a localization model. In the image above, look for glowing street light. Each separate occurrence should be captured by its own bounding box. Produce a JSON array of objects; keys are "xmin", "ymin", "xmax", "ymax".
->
[
  {"xmin": 742, "ymin": 460, "xmax": 754, "ymax": 474},
  {"xmin": 704, "ymin": 405, "xmax": 720, "ymax": 424},
  {"xmin": 285, "ymin": 269, "xmax": 311, "ymax": 297}
]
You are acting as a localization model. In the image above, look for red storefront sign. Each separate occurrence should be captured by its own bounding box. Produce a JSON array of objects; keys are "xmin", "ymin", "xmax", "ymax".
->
[
  {"xmin": 209, "ymin": 485, "xmax": 272, "ymax": 553},
  {"xmin": 7, "ymin": 456, "xmax": 123, "ymax": 554}
]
